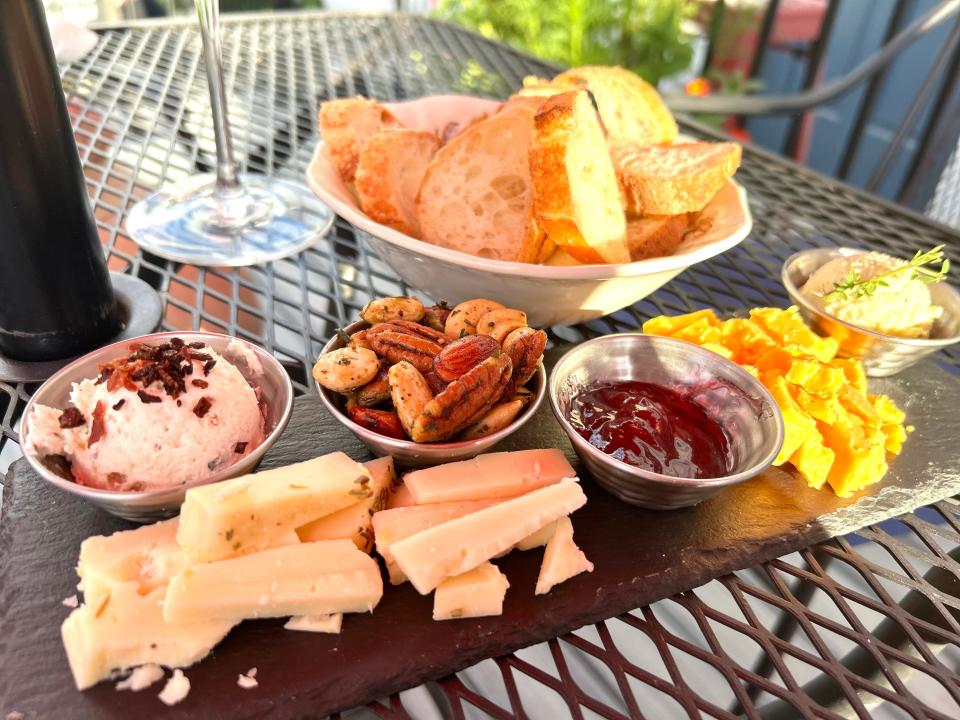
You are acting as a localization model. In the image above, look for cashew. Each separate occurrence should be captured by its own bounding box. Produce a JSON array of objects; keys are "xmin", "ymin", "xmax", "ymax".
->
[
  {"xmin": 444, "ymin": 298, "xmax": 504, "ymax": 339},
  {"xmin": 477, "ymin": 308, "xmax": 527, "ymax": 344},
  {"xmin": 387, "ymin": 360, "xmax": 434, "ymax": 438},
  {"xmin": 460, "ymin": 399, "xmax": 526, "ymax": 440},
  {"xmin": 360, "ymin": 296, "xmax": 425, "ymax": 324},
  {"xmin": 313, "ymin": 347, "xmax": 380, "ymax": 393}
]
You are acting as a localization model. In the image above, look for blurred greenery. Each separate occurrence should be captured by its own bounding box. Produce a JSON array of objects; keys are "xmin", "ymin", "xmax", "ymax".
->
[{"xmin": 434, "ymin": 0, "xmax": 697, "ymax": 86}]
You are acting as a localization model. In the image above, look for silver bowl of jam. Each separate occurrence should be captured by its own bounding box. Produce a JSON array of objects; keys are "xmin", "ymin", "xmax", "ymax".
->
[{"xmin": 549, "ymin": 334, "xmax": 784, "ymax": 509}]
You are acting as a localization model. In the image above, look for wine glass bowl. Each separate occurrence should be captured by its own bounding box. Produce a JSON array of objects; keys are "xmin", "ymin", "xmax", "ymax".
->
[{"xmin": 126, "ymin": 0, "xmax": 332, "ymax": 266}]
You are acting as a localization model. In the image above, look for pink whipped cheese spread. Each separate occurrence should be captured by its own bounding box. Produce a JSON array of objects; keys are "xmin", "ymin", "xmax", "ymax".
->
[{"xmin": 25, "ymin": 338, "xmax": 265, "ymax": 491}]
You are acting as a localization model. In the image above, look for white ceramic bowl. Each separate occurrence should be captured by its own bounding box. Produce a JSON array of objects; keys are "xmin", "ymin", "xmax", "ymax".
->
[{"xmin": 306, "ymin": 95, "xmax": 752, "ymax": 327}]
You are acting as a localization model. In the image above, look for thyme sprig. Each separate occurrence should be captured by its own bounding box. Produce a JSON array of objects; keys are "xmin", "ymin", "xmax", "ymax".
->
[{"xmin": 823, "ymin": 246, "xmax": 950, "ymax": 302}]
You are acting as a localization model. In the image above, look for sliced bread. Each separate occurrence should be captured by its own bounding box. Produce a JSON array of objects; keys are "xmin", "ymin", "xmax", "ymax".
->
[
  {"xmin": 612, "ymin": 142, "xmax": 742, "ymax": 215},
  {"xmin": 416, "ymin": 105, "xmax": 544, "ymax": 263},
  {"xmin": 355, "ymin": 129, "xmax": 440, "ymax": 237},
  {"xmin": 318, "ymin": 97, "xmax": 399, "ymax": 183},
  {"xmin": 554, "ymin": 66, "xmax": 678, "ymax": 146},
  {"xmin": 626, "ymin": 214, "xmax": 690, "ymax": 260},
  {"xmin": 529, "ymin": 90, "xmax": 629, "ymax": 265}
]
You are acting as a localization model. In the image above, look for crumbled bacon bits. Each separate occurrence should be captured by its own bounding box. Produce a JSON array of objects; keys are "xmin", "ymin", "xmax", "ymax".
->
[
  {"xmin": 193, "ymin": 396, "xmax": 213, "ymax": 418},
  {"xmin": 96, "ymin": 339, "xmax": 214, "ymax": 401},
  {"xmin": 234, "ymin": 441, "xmax": 247, "ymax": 453},
  {"xmin": 112, "ymin": 399, "xmax": 125, "ymax": 411},
  {"xmin": 58, "ymin": 407, "xmax": 85, "ymax": 429},
  {"xmin": 88, "ymin": 401, "xmax": 107, "ymax": 446},
  {"xmin": 191, "ymin": 379, "xmax": 209, "ymax": 388}
]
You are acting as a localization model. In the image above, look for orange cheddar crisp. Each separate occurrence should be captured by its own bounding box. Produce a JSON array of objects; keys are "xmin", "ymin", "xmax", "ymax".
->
[{"xmin": 643, "ymin": 306, "xmax": 907, "ymax": 497}]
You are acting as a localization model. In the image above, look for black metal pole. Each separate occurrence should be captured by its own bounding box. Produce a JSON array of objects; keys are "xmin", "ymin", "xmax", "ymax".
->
[{"xmin": 0, "ymin": 0, "xmax": 118, "ymax": 361}]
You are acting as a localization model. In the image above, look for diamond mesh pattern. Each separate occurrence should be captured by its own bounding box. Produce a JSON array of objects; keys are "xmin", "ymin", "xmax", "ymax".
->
[{"xmin": 2, "ymin": 13, "xmax": 960, "ymax": 717}]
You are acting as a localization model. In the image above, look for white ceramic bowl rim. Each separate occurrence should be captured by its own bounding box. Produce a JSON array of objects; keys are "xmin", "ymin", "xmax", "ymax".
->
[
  {"xmin": 20, "ymin": 330, "xmax": 294, "ymax": 500},
  {"xmin": 549, "ymin": 333, "xmax": 785, "ymax": 488},
  {"xmin": 782, "ymin": 247, "xmax": 960, "ymax": 348},
  {"xmin": 315, "ymin": 321, "xmax": 546, "ymax": 450}
]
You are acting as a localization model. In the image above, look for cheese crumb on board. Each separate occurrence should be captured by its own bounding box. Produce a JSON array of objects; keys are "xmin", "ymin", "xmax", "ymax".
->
[
  {"xmin": 296, "ymin": 456, "xmax": 399, "ymax": 551},
  {"xmin": 163, "ymin": 540, "xmax": 382, "ymax": 624},
  {"xmin": 284, "ymin": 614, "xmax": 343, "ymax": 634},
  {"xmin": 177, "ymin": 452, "xmax": 371, "ymax": 563},
  {"xmin": 404, "ymin": 449, "xmax": 575, "ymax": 504},
  {"xmin": 391, "ymin": 479, "xmax": 587, "ymax": 594},
  {"xmin": 535, "ymin": 516, "xmax": 594, "ymax": 595},
  {"xmin": 115, "ymin": 664, "xmax": 165, "ymax": 692},
  {"xmin": 433, "ymin": 563, "xmax": 510, "ymax": 621},
  {"xmin": 237, "ymin": 670, "xmax": 259, "ymax": 689},
  {"xmin": 62, "ymin": 594, "xmax": 79, "ymax": 608},
  {"xmin": 157, "ymin": 669, "xmax": 190, "ymax": 706}
]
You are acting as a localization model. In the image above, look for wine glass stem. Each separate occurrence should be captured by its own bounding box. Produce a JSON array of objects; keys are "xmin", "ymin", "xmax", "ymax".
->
[{"xmin": 196, "ymin": 0, "xmax": 239, "ymax": 192}]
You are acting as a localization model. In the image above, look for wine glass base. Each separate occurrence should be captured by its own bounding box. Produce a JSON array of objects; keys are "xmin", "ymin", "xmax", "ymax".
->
[{"xmin": 126, "ymin": 174, "xmax": 334, "ymax": 267}]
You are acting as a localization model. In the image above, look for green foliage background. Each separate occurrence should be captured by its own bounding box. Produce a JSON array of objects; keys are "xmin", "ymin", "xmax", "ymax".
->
[{"xmin": 434, "ymin": 0, "xmax": 697, "ymax": 86}]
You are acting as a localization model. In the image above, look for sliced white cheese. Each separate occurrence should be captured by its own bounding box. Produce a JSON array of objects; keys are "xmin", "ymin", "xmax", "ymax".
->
[
  {"xmin": 535, "ymin": 516, "xmax": 594, "ymax": 595},
  {"xmin": 297, "ymin": 456, "xmax": 398, "ymax": 552},
  {"xmin": 372, "ymin": 499, "xmax": 500, "ymax": 585},
  {"xmin": 177, "ymin": 452, "xmax": 371, "ymax": 563},
  {"xmin": 163, "ymin": 540, "xmax": 382, "ymax": 624},
  {"xmin": 515, "ymin": 520, "xmax": 557, "ymax": 551},
  {"xmin": 433, "ymin": 562, "xmax": 509, "ymax": 621},
  {"xmin": 391, "ymin": 479, "xmax": 587, "ymax": 594},
  {"xmin": 404, "ymin": 449, "xmax": 575, "ymax": 504},
  {"xmin": 61, "ymin": 583, "xmax": 235, "ymax": 691},
  {"xmin": 283, "ymin": 613, "xmax": 343, "ymax": 634}
]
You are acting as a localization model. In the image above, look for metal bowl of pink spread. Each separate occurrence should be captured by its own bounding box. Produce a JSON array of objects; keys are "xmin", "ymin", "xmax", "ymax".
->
[{"xmin": 20, "ymin": 331, "xmax": 293, "ymax": 522}]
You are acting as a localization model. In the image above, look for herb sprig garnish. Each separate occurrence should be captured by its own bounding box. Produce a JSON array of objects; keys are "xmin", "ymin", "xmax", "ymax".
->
[{"xmin": 823, "ymin": 246, "xmax": 950, "ymax": 302}]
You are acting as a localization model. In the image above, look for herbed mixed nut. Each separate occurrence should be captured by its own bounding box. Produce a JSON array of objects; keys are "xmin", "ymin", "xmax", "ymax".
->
[{"xmin": 313, "ymin": 296, "xmax": 547, "ymax": 442}]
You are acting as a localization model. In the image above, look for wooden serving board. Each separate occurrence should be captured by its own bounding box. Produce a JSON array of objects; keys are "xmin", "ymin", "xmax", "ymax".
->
[{"xmin": 2, "ymin": 356, "xmax": 960, "ymax": 719}]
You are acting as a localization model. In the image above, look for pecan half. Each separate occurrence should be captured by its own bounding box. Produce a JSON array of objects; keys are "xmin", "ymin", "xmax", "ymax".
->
[
  {"xmin": 378, "ymin": 319, "xmax": 449, "ymax": 346},
  {"xmin": 503, "ymin": 327, "xmax": 547, "ymax": 397},
  {"xmin": 411, "ymin": 354, "xmax": 513, "ymax": 442},
  {"xmin": 433, "ymin": 334, "xmax": 501, "ymax": 383},
  {"xmin": 388, "ymin": 361, "xmax": 434, "ymax": 438},
  {"xmin": 367, "ymin": 323, "xmax": 444, "ymax": 373},
  {"xmin": 347, "ymin": 405, "xmax": 405, "ymax": 440}
]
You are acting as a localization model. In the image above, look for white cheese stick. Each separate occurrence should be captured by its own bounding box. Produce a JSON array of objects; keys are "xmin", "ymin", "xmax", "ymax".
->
[
  {"xmin": 404, "ymin": 449, "xmax": 575, "ymax": 504},
  {"xmin": 433, "ymin": 562, "xmax": 509, "ymax": 621},
  {"xmin": 163, "ymin": 540, "xmax": 383, "ymax": 623},
  {"xmin": 61, "ymin": 583, "xmax": 235, "ymax": 691},
  {"xmin": 177, "ymin": 452, "xmax": 371, "ymax": 563},
  {"xmin": 297, "ymin": 456, "xmax": 398, "ymax": 552},
  {"xmin": 391, "ymin": 479, "xmax": 587, "ymax": 594}
]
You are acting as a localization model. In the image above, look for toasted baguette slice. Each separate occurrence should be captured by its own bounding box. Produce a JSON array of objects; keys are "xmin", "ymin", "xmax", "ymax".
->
[
  {"xmin": 554, "ymin": 66, "xmax": 678, "ymax": 146},
  {"xmin": 530, "ymin": 91, "xmax": 628, "ymax": 265},
  {"xmin": 318, "ymin": 97, "xmax": 399, "ymax": 183},
  {"xmin": 416, "ymin": 105, "xmax": 544, "ymax": 263},
  {"xmin": 612, "ymin": 142, "xmax": 741, "ymax": 216},
  {"xmin": 355, "ymin": 129, "xmax": 440, "ymax": 236},
  {"xmin": 626, "ymin": 214, "xmax": 690, "ymax": 260}
]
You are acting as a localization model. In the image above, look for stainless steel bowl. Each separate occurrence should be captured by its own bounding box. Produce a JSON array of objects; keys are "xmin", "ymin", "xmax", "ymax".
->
[
  {"xmin": 783, "ymin": 247, "xmax": 960, "ymax": 377},
  {"xmin": 316, "ymin": 321, "xmax": 546, "ymax": 468},
  {"xmin": 20, "ymin": 331, "xmax": 294, "ymax": 522},
  {"xmin": 549, "ymin": 334, "xmax": 784, "ymax": 510}
]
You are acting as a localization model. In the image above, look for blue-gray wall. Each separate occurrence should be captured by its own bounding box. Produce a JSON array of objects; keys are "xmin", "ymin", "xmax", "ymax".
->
[{"xmin": 746, "ymin": 0, "xmax": 954, "ymax": 206}]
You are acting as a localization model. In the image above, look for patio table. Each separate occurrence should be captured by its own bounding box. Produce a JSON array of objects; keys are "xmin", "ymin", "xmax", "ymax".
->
[{"xmin": 2, "ymin": 11, "xmax": 960, "ymax": 719}]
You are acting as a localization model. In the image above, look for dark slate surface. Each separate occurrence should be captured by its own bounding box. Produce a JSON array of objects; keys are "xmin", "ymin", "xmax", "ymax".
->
[{"xmin": 2, "ymin": 358, "xmax": 959, "ymax": 719}]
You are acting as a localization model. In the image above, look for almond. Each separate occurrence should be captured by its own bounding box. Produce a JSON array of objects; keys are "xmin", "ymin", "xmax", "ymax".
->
[{"xmin": 433, "ymin": 334, "xmax": 501, "ymax": 383}]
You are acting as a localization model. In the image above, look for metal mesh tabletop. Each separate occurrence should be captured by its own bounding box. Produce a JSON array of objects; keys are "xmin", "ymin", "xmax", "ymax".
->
[{"xmin": 2, "ymin": 12, "xmax": 960, "ymax": 719}]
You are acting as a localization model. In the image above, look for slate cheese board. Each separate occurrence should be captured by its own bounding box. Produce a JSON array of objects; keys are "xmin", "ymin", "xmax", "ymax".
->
[{"xmin": 2, "ymin": 357, "xmax": 959, "ymax": 719}]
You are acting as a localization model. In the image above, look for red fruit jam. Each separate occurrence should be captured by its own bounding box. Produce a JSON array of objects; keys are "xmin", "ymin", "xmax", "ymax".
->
[{"xmin": 568, "ymin": 381, "xmax": 733, "ymax": 479}]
